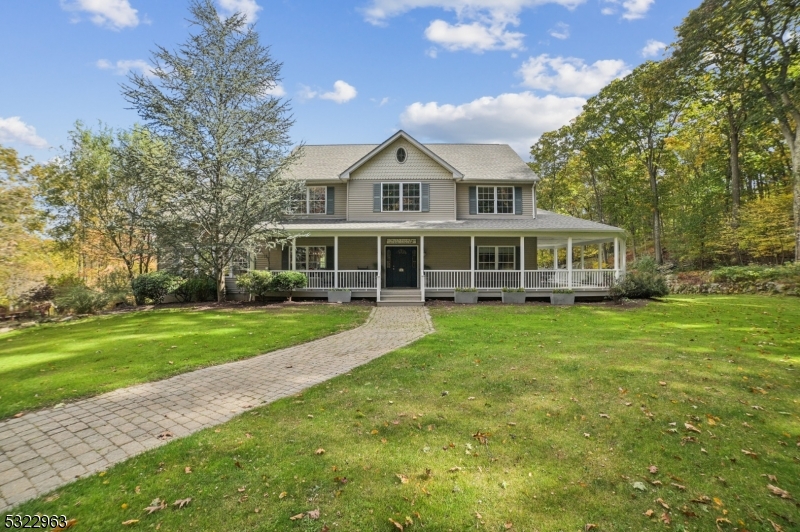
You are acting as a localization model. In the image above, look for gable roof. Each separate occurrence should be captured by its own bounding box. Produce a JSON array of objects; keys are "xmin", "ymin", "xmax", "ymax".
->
[
  {"xmin": 285, "ymin": 132, "xmax": 539, "ymax": 183},
  {"xmin": 339, "ymin": 130, "xmax": 463, "ymax": 180}
]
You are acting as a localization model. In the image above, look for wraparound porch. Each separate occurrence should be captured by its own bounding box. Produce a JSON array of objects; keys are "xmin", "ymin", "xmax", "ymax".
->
[{"xmin": 226, "ymin": 233, "xmax": 627, "ymax": 301}]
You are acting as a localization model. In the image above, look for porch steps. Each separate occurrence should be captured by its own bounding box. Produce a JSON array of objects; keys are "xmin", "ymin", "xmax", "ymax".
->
[{"xmin": 378, "ymin": 289, "xmax": 425, "ymax": 307}]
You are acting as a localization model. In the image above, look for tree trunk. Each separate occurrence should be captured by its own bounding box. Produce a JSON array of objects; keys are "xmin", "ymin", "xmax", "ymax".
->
[
  {"xmin": 216, "ymin": 268, "xmax": 226, "ymax": 303},
  {"xmin": 794, "ymin": 130, "xmax": 800, "ymax": 262},
  {"xmin": 727, "ymin": 106, "xmax": 742, "ymax": 223},
  {"xmin": 647, "ymin": 165, "xmax": 663, "ymax": 264}
]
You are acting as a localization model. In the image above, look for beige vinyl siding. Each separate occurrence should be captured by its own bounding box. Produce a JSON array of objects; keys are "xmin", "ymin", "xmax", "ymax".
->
[
  {"xmin": 254, "ymin": 247, "xmax": 283, "ymax": 270},
  {"xmin": 351, "ymin": 138, "xmax": 454, "ymax": 181},
  {"xmin": 525, "ymin": 237, "xmax": 538, "ymax": 270},
  {"xmin": 348, "ymin": 180, "xmax": 454, "ymax": 221},
  {"xmin": 347, "ymin": 138, "xmax": 456, "ymax": 221},
  {"xmin": 337, "ymin": 237, "xmax": 378, "ymax": 270},
  {"xmin": 284, "ymin": 182, "xmax": 346, "ymax": 220},
  {"xmin": 424, "ymin": 237, "xmax": 470, "ymax": 270},
  {"xmin": 456, "ymin": 183, "xmax": 533, "ymax": 219}
]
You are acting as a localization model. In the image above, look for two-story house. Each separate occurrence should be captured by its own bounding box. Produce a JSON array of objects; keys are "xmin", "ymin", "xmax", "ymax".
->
[{"xmin": 226, "ymin": 130, "xmax": 626, "ymax": 304}]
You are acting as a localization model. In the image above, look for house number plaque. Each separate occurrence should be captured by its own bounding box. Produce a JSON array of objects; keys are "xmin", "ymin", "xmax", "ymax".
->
[{"xmin": 386, "ymin": 238, "xmax": 417, "ymax": 245}]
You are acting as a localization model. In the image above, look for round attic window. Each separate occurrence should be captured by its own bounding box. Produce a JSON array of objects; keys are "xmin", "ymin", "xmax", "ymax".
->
[{"xmin": 396, "ymin": 147, "xmax": 407, "ymax": 163}]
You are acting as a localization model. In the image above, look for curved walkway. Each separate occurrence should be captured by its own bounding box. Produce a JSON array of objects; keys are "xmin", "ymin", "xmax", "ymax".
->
[{"xmin": 0, "ymin": 306, "xmax": 434, "ymax": 511}]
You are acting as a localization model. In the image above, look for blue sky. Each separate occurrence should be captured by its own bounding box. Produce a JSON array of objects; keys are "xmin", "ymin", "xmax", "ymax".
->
[{"xmin": 0, "ymin": 0, "xmax": 700, "ymax": 162}]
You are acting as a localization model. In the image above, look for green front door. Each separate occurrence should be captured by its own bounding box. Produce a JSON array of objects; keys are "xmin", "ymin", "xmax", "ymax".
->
[{"xmin": 386, "ymin": 247, "xmax": 417, "ymax": 288}]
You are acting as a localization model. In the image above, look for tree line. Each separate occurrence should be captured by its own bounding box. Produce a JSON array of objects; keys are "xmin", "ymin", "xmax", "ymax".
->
[{"xmin": 530, "ymin": 0, "xmax": 799, "ymax": 267}]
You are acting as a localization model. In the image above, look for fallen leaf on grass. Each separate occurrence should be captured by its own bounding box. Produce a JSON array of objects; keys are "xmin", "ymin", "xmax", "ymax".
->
[
  {"xmin": 504, "ymin": 522, "xmax": 513, "ymax": 530},
  {"xmin": 650, "ymin": 480, "xmax": 663, "ymax": 486},
  {"xmin": 145, "ymin": 498, "xmax": 166, "ymax": 514},
  {"xmin": 690, "ymin": 495, "xmax": 711, "ymax": 504},
  {"xmin": 122, "ymin": 520, "xmax": 139, "ymax": 526},
  {"xmin": 475, "ymin": 511, "xmax": 483, "ymax": 519},
  {"xmin": 655, "ymin": 498, "xmax": 670, "ymax": 510},
  {"xmin": 278, "ymin": 491, "xmax": 287, "ymax": 499},
  {"xmin": 52, "ymin": 519, "xmax": 77, "ymax": 531},
  {"xmin": 716, "ymin": 517, "xmax": 732, "ymax": 526},
  {"xmin": 449, "ymin": 467, "xmax": 462, "ymax": 472},
  {"xmin": 659, "ymin": 381, "xmax": 667, "ymax": 386},
  {"xmin": 389, "ymin": 517, "xmax": 404, "ymax": 530},
  {"xmin": 768, "ymin": 519, "xmax": 785, "ymax": 532},
  {"xmin": 685, "ymin": 423, "xmax": 701, "ymax": 433},
  {"xmin": 584, "ymin": 524, "xmax": 597, "ymax": 531},
  {"xmin": 599, "ymin": 413, "xmax": 609, "ymax": 419},
  {"xmin": 315, "ymin": 448, "xmax": 326, "ymax": 455},
  {"xmin": 307, "ymin": 509, "xmax": 320, "ymax": 519},
  {"xmin": 741, "ymin": 449, "xmax": 758, "ymax": 459},
  {"xmin": 762, "ymin": 474, "xmax": 778, "ymax": 482},
  {"xmin": 648, "ymin": 465, "xmax": 658, "ymax": 474},
  {"xmin": 632, "ymin": 481, "xmax": 647, "ymax": 492},
  {"xmin": 289, "ymin": 513, "xmax": 304, "ymax": 521},
  {"xmin": 238, "ymin": 487, "xmax": 246, "ymax": 492},
  {"xmin": 13, "ymin": 412, "xmax": 25, "ymax": 418},
  {"xmin": 396, "ymin": 474, "xmax": 409, "ymax": 484},
  {"xmin": 184, "ymin": 467, "xmax": 192, "ymax": 474},
  {"xmin": 670, "ymin": 482, "xmax": 686, "ymax": 491},
  {"xmin": 680, "ymin": 506, "xmax": 698, "ymax": 518},
  {"xmin": 234, "ymin": 461, "xmax": 242, "ymax": 469},
  {"xmin": 767, "ymin": 484, "xmax": 793, "ymax": 500},
  {"xmin": 644, "ymin": 509, "xmax": 654, "ymax": 517},
  {"xmin": 173, "ymin": 498, "xmax": 191, "ymax": 509}
]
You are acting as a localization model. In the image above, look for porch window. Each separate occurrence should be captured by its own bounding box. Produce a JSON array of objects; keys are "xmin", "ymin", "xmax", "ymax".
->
[
  {"xmin": 382, "ymin": 182, "xmax": 421, "ymax": 212},
  {"xmin": 295, "ymin": 246, "xmax": 327, "ymax": 270},
  {"xmin": 477, "ymin": 186, "xmax": 515, "ymax": 214},
  {"xmin": 477, "ymin": 246, "xmax": 515, "ymax": 270},
  {"xmin": 231, "ymin": 251, "xmax": 250, "ymax": 275},
  {"xmin": 290, "ymin": 187, "xmax": 327, "ymax": 214}
]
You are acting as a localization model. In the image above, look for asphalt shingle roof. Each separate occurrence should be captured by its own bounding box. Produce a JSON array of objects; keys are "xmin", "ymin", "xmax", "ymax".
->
[
  {"xmin": 280, "ymin": 210, "xmax": 622, "ymax": 233},
  {"xmin": 286, "ymin": 143, "xmax": 538, "ymax": 182}
]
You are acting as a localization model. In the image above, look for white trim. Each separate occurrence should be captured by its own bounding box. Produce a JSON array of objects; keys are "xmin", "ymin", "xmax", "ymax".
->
[
  {"xmin": 420, "ymin": 235, "xmax": 425, "ymax": 301},
  {"xmin": 567, "ymin": 237, "xmax": 573, "ymax": 289},
  {"xmin": 614, "ymin": 237, "xmax": 620, "ymax": 278},
  {"xmin": 334, "ymin": 236, "xmax": 339, "ymax": 288},
  {"xmin": 396, "ymin": 147, "xmax": 407, "ymax": 164},
  {"xmin": 377, "ymin": 236, "xmax": 381, "ymax": 301},
  {"xmin": 339, "ymin": 130, "xmax": 464, "ymax": 180},
  {"xmin": 470, "ymin": 236, "xmax": 475, "ymax": 288},
  {"xmin": 519, "ymin": 236, "xmax": 525, "ymax": 288},
  {"xmin": 380, "ymin": 182, "xmax": 422, "ymax": 212},
  {"xmin": 291, "ymin": 186, "xmax": 328, "ymax": 215}
]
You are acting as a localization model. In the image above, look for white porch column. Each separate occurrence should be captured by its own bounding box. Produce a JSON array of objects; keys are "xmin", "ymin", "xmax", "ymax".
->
[
  {"xmin": 376, "ymin": 236, "xmax": 381, "ymax": 302},
  {"xmin": 580, "ymin": 246, "xmax": 585, "ymax": 269},
  {"xmin": 420, "ymin": 235, "xmax": 425, "ymax": 302},
  {"xmin": 519, "ymin": 236, "xmax": 525, "ymax": 289},
  {"xmin": 614, "ymin": 237, "xmax": 620, "ymax": 279},
  {"xmin": 334, "ymin": 236, "xmax": 339, "ymax": 288},
  {"xmin": 567, "ymin": 237, "xmax": 573, "ymax": 288},
  {"xmin": 470, "ymin": 236, "xmax": 475, "ymax": 288},
  {"xmin": 621, "ymin": 237, "xmax": 627, "ymax": 274},
  {"xmin": 553, "ymin": 247, "xmax": 558, "ymax": 270},
  {"xmin": 291, "ymin": 240, "xmax": 296, "ymax": 271}
]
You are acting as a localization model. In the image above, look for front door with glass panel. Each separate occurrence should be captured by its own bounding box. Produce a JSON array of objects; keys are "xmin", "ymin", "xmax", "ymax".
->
[{"xmin": 386, "ymin": 247, "xmax": 417, "ymax": 288}]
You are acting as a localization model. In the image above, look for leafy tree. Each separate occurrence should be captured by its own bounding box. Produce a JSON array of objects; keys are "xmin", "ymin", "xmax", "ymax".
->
[
  {"xmin": 675, "ymin": 0, "xmax": 800, "ymax": 260},
  {"xmin": 35, "ymin": 123, "xmax": 161, "ymax": 286},
  {"xmin": 122, "ymin": 0, "xmax": 301, "ymax": 301}
]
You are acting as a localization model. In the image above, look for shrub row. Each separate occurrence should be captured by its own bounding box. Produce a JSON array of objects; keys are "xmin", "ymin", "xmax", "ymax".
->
[
  {"xmin": 131, "ymin": 272, "xmax": 216, "ymax": 305},
  {"xmin": 236, "ymin": 271, "xmax": 307, "ymax": 300}
]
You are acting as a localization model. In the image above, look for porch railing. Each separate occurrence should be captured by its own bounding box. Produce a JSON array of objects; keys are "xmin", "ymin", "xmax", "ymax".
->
[
  {"xmin": 475, "ymin": 271, "xmax": 521, "ymax": 289},
  {"xmin": 425, "ymin": 270, "xmax": 471, "ymax": 289},
  {"xmin": 338, "ymin": 270, "xmax": 378, "ymax": 289}
]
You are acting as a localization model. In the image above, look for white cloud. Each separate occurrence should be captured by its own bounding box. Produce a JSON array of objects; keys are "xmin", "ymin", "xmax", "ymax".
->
[
  {"xmin": 0, "ymin": 117, "xmax": 48, "ymax": 149},
  {"xmin": 320, "ymin": 81, "xmax": 358, "ymax": 103},
  {"xmin": 602, "ymin": 0, "xmax": 654, "ymax": 20},
  {"xmin": 216, "ymin": 0, "xmax": 262, "ymax": 24},
  {"xmin": 548, "ymin": 22, "xmax": 570, "ymax": 39},
  {"xmin": 362, "ymin": 1, "xmax": 587, "ymax": 54},
  {"xmin": 96, "ymin": 58, "xmax": 154, "ymax": 77},
  {"xmin": 424, "ymin": 19, "xmax": 524, "ymax": 52},
  {"xmin": 300, "ymin": 81, "xmax": 358, "ymax": 104},
  {"xmin": 262, "ymin": 83, "xmax": 286, "ymax": 97},
  {"xmin": 60, "ymin": 0, "xmax": 139, "ymax": 30},
  {"xmin": 641, "ymin": 39, "xmax": 666, "ymax": 57},
  {"xmin": 399, "ymin": 91, "xmax": 585, "ymax": 156},
  {"xmin": 362, "ymin": 0, "xmax": 586, "ymax": 25},
  {"xmin": 517, "ymin": 54, "xmax": 630, "ymax": 96}
]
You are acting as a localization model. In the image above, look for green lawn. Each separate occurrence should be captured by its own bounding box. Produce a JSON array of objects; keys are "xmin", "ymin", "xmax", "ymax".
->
[
  {"xmin": 0, "ymin": 305, "xmax": 370, "ymax": 420},
  {"xmin": 12, "ymin": 296, "xmax": 800, "ymax": 531}
]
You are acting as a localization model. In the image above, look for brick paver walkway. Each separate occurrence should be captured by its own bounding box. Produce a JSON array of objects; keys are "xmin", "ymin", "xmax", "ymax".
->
[{"xmin": 0, "ymin": 306, "xmax": 434, "ymax": 511}]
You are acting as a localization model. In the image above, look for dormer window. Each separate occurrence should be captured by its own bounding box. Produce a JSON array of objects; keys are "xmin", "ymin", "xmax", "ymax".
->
[
  {"xmin": 396, "ymin": 147, "xmax": 407, "ymax": 163},
  {"xmin": 381, "ymin": 182, "xmax": 420, "ymax": 212},
  {"xmin": 477, "ymin": 186, "xmax": 515, "ymax": 214}
]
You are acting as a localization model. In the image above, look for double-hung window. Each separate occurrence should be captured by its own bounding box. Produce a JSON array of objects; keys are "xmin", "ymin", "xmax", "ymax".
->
[
  {"xmin": 382, "ymin": 183, "xmax": 421, "ymax": 212},
  {"xmin": 295, "ymin": 246, "xmax": 327, "ymax": 270},
  {"xmin": 477, "ymin": 186, "xmax": 515, "ymax": 214},
  {"xmin": 477, "ymin": 246, "xmax": 515, "ymax": 270},
  {"xmin": 290, "ymin": 186, "xmax": 327, "ymax": 214}
]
